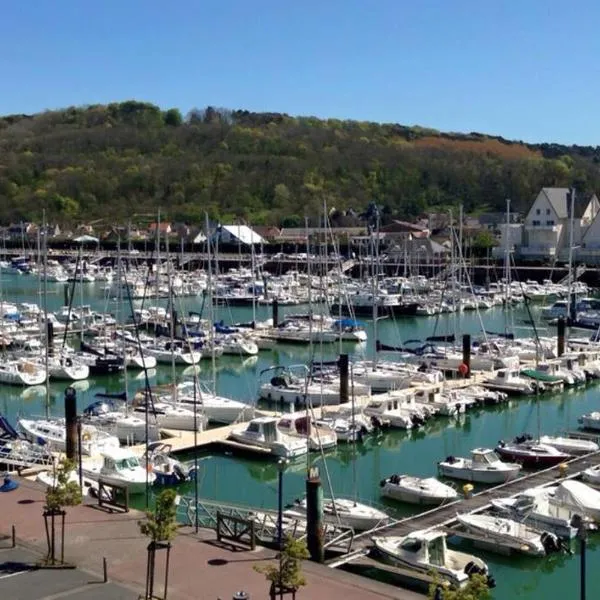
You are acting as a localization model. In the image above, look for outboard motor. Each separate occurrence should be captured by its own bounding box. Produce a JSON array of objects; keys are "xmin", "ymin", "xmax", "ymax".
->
[
  {"xmin": 445, "ymin": 456, "xmax": 457, "ymax": 464},
  {"xmin": 173, "ymin": 463, "xmax": 187, "ymax": 483},
  {"xmin": 541, "ymin": 531, "xmax": 562, "ymax": 555}
]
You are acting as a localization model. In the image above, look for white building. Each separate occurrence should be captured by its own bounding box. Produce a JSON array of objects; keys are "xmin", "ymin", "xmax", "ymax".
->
[{"xmin": 517, "ymin": 188, "xmax": 599, "ymax": 261}]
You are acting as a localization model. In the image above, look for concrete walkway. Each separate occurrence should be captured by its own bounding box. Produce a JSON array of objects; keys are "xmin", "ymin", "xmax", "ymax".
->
[{"xmin": 1, "ymin": 478, "xmax": 422, "ymax": 600}]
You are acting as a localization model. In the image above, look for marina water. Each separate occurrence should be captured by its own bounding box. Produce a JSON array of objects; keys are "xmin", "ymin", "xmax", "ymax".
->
[{"xmin": 2, "ymin": 273, "xmax": 599, "ymax": 599}]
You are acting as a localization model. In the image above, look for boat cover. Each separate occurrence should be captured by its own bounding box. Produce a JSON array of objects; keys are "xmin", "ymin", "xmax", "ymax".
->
[
  {"xmin": 0, "ymin": 414, "xmax": 19, "ymax": 440},
  {"xmin": 553, "ymin": 480, "xmax": 600, "ymax": 511}
]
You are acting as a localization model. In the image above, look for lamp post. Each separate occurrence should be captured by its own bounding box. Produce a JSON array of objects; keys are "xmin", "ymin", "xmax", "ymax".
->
[
  {"xmin": 571, "ymin": 514, "xmax": 588, "ymax": 600},
  {"xmin": 277, "ymin": 458, "xmax": 289, "ymax": 550}
]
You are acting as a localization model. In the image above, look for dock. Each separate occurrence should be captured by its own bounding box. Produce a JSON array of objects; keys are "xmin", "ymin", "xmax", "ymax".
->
[{"xmin": 332, "ymin": 449, "xmax": 600, "ymax": 564}]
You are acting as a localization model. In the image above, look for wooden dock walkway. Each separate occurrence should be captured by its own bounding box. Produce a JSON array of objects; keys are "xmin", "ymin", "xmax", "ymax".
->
[{"xmin": 349, "ymin": 449, "xmax": 600, "ymax": 549}]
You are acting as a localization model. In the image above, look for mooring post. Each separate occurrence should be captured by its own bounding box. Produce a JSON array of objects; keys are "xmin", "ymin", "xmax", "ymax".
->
[
  {"xmin": 462, "ymin": 334, "xmax": 471, "ymax": 379},
  {"xmin": 272, "ymin": 298, "xmax": 279, "ymax": 328},
  {"xmin": 557, "ymin": 317, "xmax": 565, "ymax": 357},
  {"xmin": 103, "ymin": 556, "xmax": 108, "ymax": 582},
  {"xmin": 46, "ymin": 320, "xmax": 54, "ymax": 356},
  {"xmin": 12, "ymin": 524, "xmax": 15, "ymax": 548},
  {"xmin": 64, "ymin": 387, "xmax": 77, "ymax": 461},
  {"xmin": 338, "ymin": 354, "xmax": 349, "ymax": 404},
  {"xmin": 63, "ymin": 284, "xmax": 70, "ymax": 307},
  {"xmin": 306, "ymin": 466, "xmax": 324, "ymax": 563}
]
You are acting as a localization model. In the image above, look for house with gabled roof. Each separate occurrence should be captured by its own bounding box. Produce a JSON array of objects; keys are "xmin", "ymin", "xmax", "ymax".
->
[{"xmin": 520, "ymin": 187, "xmax": 599, "ymax": 260}]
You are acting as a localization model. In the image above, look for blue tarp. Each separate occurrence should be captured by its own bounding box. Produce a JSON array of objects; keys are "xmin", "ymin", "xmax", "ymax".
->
[
  {"xmin": 333, "ymin": 319, "xmax": 364, "ymax": 328},
  {"xmin": 214, "ymin": 320, "xmax": 238, "ymax": 334}
]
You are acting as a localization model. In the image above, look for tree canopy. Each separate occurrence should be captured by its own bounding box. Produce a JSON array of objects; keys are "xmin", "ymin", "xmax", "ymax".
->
[{"xmin": 1, "ymin": 102, "xmax": 600, "ymax": 226}]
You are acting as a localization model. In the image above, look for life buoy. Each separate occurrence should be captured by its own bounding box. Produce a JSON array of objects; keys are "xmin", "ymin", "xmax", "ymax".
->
[
  {"xmin": 458, "ymin": 363, "xmax": 469, "ymax": 377},
  {"xmin": 82, "ymin": 432, "xmax": 91, "ymax": 441}
]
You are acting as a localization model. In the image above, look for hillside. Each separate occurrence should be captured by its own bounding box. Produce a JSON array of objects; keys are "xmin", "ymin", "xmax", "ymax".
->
[{"xmin": 0, "ymin": 101, "xmax": 599, "ymax": 226}]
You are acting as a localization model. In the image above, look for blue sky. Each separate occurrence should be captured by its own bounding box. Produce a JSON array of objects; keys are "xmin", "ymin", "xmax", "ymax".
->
[{"xmin": 1, "ymin": 0, "xmax": 599, "ymax": 144}]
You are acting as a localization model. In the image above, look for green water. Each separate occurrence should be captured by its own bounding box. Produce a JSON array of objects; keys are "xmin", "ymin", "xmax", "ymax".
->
[{"xmin": 2, "ymin": 274, "xmax": 600, "ymax": 599}]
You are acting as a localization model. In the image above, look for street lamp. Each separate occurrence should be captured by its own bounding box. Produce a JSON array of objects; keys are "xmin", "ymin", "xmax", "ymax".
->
[
  {"xmin": 277, "ymin": 458, "xmax": 289, "ymax": 550},
  {"xmin": 571, "ymin": 514, "xmax": 593, "ymax": 600}
]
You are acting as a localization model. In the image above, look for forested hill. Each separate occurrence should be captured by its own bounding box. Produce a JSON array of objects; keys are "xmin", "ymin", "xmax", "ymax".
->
[{"xmin": 1, "ymin": 101, "xmax": 599, "ymax": 226}]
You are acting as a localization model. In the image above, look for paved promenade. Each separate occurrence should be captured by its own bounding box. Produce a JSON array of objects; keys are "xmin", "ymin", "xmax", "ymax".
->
[{"xmin": 1, "ymin": 478, "xmax": 421, "ymax": 600}]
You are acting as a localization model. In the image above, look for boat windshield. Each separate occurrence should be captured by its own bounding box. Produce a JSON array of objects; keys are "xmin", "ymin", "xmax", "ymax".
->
[
  {"xmin": 115, "ymin": 457, "xmax": 140, "ymax": 470},
  {"xmin": 474, "ymin": 452, "xmax": 498, "ymax": 465},
  {"xmin": 401, "ymin": 538, "xmax": 422, "ymax": 553}
]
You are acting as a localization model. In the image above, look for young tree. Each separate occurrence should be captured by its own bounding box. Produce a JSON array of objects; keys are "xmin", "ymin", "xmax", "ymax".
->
[
  {"xmin": 43, "ymin": 458, "xmax": 82, "ymax": 565},
  {"xmin": 256, "ymin": 535, "xmax": 310, "ymax": 599},
  {"xmin": 428, "ymin": 573, "xmax": 491, "ymax": 600},
  {"xmin": 138, "ymin": 489, "xmax": 179, "ymax": 600}
]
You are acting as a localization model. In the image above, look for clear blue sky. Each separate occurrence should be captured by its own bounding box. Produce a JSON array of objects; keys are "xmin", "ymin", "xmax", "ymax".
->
[{"xmin": 2, "ymin": 0, "xmax": 599, "ymax": 145}]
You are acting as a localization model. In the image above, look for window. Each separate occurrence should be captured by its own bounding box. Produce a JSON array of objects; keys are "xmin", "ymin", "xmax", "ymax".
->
[
  {"xmin": 532, "ymin": 220, "xmax": 540, "ymax": 226},
  {"xmin": 547, "ymin": 220, "xmax": 554, "ymax": 226},
  {"xmin": 536, "ymin": 209, "xmax": 541, "ymax": 215},
  {"xmin": 546, "ymin": 209, "xmax": 551, "ymax": 215}
]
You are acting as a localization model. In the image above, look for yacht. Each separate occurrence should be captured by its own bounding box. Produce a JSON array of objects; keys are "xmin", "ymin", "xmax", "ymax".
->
[
  {"xmin": 363, "ymin": 396, "xmax": 414, "ymax": 429},
  {"xmin": 456, "ymin": 513, "xmax": 562, "ymax": 556},
  {"xmin": 229, "ymin": 417, "xmax": 308, "ymax": 459},
  {"xmin": 372, "ymin": 529, "xmax": 494, "ymax": 589},
  {"xmin": 285, "ymin": 497, "xmax": 388, "ymax": 531},
  {"xmin": 18, "ymin": 417, "xmax": 119, "ymax": 455},
  {"xmin": 582, "ymin": 465, "xmax": 600, "ymax": 487},
  {"xmin": 144, "ymin": 342, "xmax": 202, "ymax": 365},
  {"xmin": 133, "ymin": 400, "xmax": 207, "ymax": 432},
  {"xmin": 438, "ymin": 448, "xmax": 522, "ymax": 484},
  {"xmin": 82, "ymin": 447, "xmax": 155, "ymax": 494},
  {"xmin": 380, "ymin": 474, "xmax": 458, "ymax": 505}
]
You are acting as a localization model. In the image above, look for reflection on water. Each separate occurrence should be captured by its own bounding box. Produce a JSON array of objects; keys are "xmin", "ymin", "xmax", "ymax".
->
[{"xmin": 2, "ymin": 279, "xmax": 600, "ymax": 599}]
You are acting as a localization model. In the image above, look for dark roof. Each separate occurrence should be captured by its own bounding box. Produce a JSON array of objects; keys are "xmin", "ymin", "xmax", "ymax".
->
[{"xmin": 541, "ymin": 188, "xmax": 596, "ymax": 219}]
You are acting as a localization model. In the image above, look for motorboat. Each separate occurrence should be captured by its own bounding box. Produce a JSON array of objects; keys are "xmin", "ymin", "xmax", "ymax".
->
[
  {"xmin": 438, "ymin": 448, "xmax": 521, "ymax": 484},
  {"xmin": 578, "ymin": 412, "xmax": 600, "ymax": 431},
  {"xmin": 143, "ymin": 442, "xmax": 198, "ymax": 485},
  {"xmin": 285, "ymin": 497, "xmax": 388, "ymax": 531},
  {"xmin": 277, "ymin": 412, "xmax": 337, "ymax": 451},
  {"xmin": 538, "ymin": 435, "xmax": 598, "ymax": 456},
  {"xmin": 18, "ymin": 417, "xmax": 120, "ymax": 455},
  {"xmin": 491, "ymin": 487, "xmax": 579, "ymax": 539},
  {"xmin": 380, "ymin": 474, "xmax": 458, "ymax": 505},
  {"xmin": 495, "ymin": 436, "xmax": 570, "ymax": 468},
  {"xmin": 362, "ymin": 393, "xmax": 415, "ymax": 429},
  {"xmin": 229, "ymin": 417, "xmax": 308, "ymax": 459},
  {"xmin": 372, "ymin": 529, "xmax": 494, "ymax": 588},
  {"xmin": 81, "ymin": 447, "xmax": 155, "ymax": 494},
  {"xmin": 483, "ymin": 369, "xmax": 537, "ymax": 395},
  {"xmin": 456, "ymin": 513, "xmax": 563, "ymax": 556}
]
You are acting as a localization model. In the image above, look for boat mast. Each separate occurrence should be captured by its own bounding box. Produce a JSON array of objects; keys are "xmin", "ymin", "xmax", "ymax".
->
[
  {"xmin": 504, "ymin": 198, "xmax": 511, "ymax": 335},
  {"xmin": 567, "ymin": 187, "xmax": 576, "ymax": 336},
  {"xmin": 205, "ymin": 213, "xmax": 217, "ymax": 394},
  {"xmin": 371, "ymin": 206, "xmax": 380, "ymax": 371},
  {"xmin": 42, "ymin": 210, "xmax": 50, "ymax": 418},
  {"xmin": 117, "ymin": 237, "xmax": 129, "ymax": 414}
]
